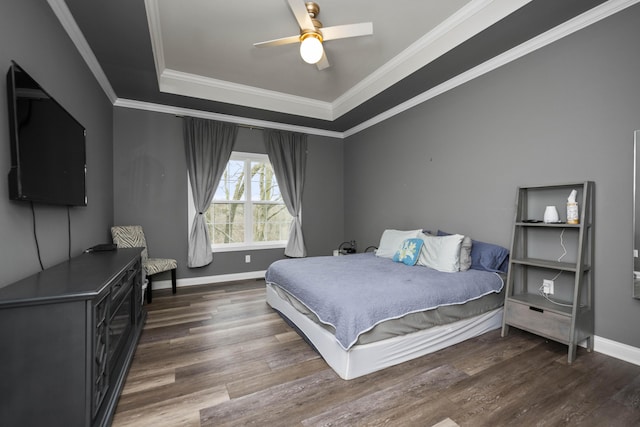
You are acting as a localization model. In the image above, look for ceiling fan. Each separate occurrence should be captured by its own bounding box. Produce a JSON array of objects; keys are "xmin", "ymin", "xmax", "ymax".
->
[{"xmin": 253, "ymin": 0, "xmax": 373, "ymax": 70}]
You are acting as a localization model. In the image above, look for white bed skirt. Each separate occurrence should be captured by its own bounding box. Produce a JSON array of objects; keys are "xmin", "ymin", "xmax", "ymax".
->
[{"xmin": 266, "ymin": 283, "xmax": 504, "ymax": 380}]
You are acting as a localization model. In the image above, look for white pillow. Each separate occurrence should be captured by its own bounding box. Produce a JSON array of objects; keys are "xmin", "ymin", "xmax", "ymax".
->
[
  {"xmin": 417, "ymin": 233, "xmax": 464, "ymax": 272},
  {"xmin": 459, "ymin": 235, "xmax": 472, "ymax": 272},
  {"xmin": 375, "ymin": 229, "xmax": 423, "ymax": 259}
]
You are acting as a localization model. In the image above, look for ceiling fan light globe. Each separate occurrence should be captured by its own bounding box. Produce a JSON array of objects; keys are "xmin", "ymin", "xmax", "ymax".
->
[{"xmin": 300, "ymin": 36, "xmax": 323, "ymax": 64}]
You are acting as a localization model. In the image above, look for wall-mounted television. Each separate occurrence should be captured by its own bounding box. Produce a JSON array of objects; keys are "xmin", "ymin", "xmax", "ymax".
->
[{"xmin": 6, "ymin": 62, "xmax": 87, "ymax": 206}]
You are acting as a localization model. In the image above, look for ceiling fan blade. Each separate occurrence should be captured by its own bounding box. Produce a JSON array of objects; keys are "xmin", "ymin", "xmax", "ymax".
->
[
  {"xmin": 321, "ymin": 22, "xmax": 373, "ymax": 41},
  {"xmin": 253, "ymin": 35, "xmax": 300, "ymax": 48},
  {"xmin": 287, "ymin": 0, "xmax": 315, "ymax": 31},
  {"xmin": 316, "ymin": 52, "xmax": 330, "ymax": 70}
]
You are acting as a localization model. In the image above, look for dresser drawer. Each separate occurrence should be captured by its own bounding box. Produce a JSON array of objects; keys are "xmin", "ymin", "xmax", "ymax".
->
[{"xmin": 505, "ymin": 300, "xmax": 571, "ymax": 344}]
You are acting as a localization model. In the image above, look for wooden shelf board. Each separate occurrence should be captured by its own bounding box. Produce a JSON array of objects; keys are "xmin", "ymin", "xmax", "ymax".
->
[{"xmin": 510, "ymin": 257, "xmax": 584, "ymax": 272}]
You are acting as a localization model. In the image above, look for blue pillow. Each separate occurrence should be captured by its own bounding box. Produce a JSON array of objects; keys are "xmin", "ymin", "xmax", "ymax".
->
[
  {"xmin": 437, "ymin": 230, "xmax": 509, "ymax": 273},
  {"xmin": 393, "ymin": 238, "xmax": 424, "ymax": 266}
]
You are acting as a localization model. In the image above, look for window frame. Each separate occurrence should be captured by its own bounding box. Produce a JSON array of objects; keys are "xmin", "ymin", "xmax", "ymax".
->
[{"xmin": 187, "ymin": 151, "xmax": 293, "ymax": 253}]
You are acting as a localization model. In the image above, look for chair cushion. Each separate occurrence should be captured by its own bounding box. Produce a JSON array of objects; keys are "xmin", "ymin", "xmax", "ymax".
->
[{"xmin": 144, "ymin": 258, "xmax": 177, "ymax": 276}]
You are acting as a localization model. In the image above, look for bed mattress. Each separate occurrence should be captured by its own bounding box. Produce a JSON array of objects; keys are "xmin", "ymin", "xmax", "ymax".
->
[
  {"xmin": 271, "ymin": 283, "xmax": 504, "ymax": 345},
  {"xmin": 265, "ymin": 253, "xmax": 504, "ymax": 349},
  {"xmin": 266, "ymin": 283, "xmax": 503, "ymax": 379}
]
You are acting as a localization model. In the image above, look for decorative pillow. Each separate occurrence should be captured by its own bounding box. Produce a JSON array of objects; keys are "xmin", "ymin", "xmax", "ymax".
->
[
  {"xmin": 438, "ymin": 230, "xmax": 509, "ymax": 273},
  {"xmin": 435, "ymin": 230, "xmax": 472, "ymax": 271},
  {"xmin": 375, "ymin": 229, "xmax": 423, "ymax": 259},
  {"xmin": 393, "ymin": 238, "xmax": 424, "ymax": 266},
  {"xmin": 470, "ymin": 240, "xmax": 510, "ymax": 273},
  {"xmin": 417, "ymin": 233, "xmax": 464, "ymax": 272}
]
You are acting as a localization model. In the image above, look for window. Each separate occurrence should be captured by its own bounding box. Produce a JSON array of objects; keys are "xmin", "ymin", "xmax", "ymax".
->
[{"xmin": 189, "ymin": 152, "xmax": 293, "ymax": 251}]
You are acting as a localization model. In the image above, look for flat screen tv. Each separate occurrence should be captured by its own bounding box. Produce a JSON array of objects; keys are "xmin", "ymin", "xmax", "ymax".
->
[{"xmin": 7, "ymin": 62, "xmax": 87, "ymax": 206}]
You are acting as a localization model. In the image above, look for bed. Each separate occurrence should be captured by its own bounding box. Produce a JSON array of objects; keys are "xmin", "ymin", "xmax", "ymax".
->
[{"xmin": 265, "ymin": 230, "xmax": 509, "ymax": 379}]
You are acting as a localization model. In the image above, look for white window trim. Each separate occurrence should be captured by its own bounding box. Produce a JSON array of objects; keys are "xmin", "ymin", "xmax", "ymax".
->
[{"xmin": 187, "ymin": 151, "xmax": 291, "ymax": 253}]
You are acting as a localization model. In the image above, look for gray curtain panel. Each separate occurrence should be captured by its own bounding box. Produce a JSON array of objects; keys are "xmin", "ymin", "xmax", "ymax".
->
[
  {"xmin": 264, "ymin": 129, "xmax": 307, "ymax": 258},
  {"xmin": 183, "ymin": 117, "xmax": 238, "ymax": 267}
]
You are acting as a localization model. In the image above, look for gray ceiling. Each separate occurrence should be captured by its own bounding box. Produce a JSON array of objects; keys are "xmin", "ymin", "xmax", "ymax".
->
[{"xmin": 63, "ymin": 0, "xmax": 608, "ymax": 132}]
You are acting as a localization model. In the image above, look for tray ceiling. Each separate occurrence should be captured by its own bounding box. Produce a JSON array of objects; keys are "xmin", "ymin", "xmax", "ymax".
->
[{"xmin": 59, "ymin": 0, "xmax": 618, "ymax": 134}]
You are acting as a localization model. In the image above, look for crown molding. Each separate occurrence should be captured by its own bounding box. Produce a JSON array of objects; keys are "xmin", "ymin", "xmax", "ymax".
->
[
  {"xmin": 147, "ymin": 0, "xmax": 333, "ymax": 120},
  {"xmin": 114, "ymin": 98, "xmax": 344, "ymax": 139},
  {"xmin": 158, "ymin": 69, "xmax": 335, "ymax": 121},
  {"xmin": 343, "ymin": 0, "xmax": 640, "ymax": 137},
  {"xmin": 144, "ymin": 0, "xmax": 166, "ymax": 81},
  {"xmin": 332, "ymin": 0, "xmax": 532, "ymax": 119},
  {"xmin": 47, "ymin": 0, "xmax": 117, "ymax": 103},
  {"xmin": 145, "ymin": 0, "xmax": 532, "ymax": 121},
  {"xmin": 52, "ymin": 0, "xmax": 639, "ymax": 139}
]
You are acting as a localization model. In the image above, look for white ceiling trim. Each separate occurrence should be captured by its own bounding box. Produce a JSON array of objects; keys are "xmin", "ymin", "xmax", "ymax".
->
[
  {"xmin": 114, "ymin": 98, "xmax": 344, "ymax": 139},
  {"xmin": 52, "ymin": 0, "xmax": 638, "ymax": 140},
  {"xmin": 144, "ymin": 0, "xmax": 165, "ymax": 82},
  {"xmin": 146, "ymin": 0, "xmax": 333, "ymax": 120},
  {"xmin": 113, "ymin": 0, "xmax": 640, "ymax": 141},
  {"xmin": 47, "ymin": 0, "xmax": 117, "ymax": 103},
  {"xmin": 158, "ymin": 69, "xmax": 335, "ymax": 121},
  {"xmin": 331, "ymin": 0, "xmax": 532, "ymax": 119},
  {"xmin": 144, "ymin": 0, "xmax": 532, "ymax": 121},
  {"xmin": 343, "ymin": 0, "xmax": 640, "ymax": 138}
]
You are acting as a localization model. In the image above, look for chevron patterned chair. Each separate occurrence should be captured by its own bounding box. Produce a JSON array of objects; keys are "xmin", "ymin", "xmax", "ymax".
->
[{"xmin": 111, "ymin": 225, "xmax": 177, "ymax": 303}]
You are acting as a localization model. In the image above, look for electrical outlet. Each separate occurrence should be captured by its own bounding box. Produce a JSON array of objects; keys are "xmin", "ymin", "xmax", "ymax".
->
[
  {"xmin": 543, "ymin": 279, "xmax": 554, "ymax": 295},
  {"xmin": 245, "ymin": 255, "xmax": 251, "ymax": 263}
]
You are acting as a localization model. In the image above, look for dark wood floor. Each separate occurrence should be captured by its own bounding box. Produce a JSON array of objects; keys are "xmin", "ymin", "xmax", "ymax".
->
[{"xmin": 112, "ymin": 280, "xmax": 640, "ymax": 427}]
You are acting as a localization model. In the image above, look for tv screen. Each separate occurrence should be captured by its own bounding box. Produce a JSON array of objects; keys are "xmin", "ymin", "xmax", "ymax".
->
[{"xmin": 7, "ymin": 62, "xmax": 87, "ymax": 206}]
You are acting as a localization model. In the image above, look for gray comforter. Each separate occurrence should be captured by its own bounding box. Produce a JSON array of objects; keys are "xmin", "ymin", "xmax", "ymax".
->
[{"xmin": 265, "ymin": 253, "xmax": 504, "ymax": 350}]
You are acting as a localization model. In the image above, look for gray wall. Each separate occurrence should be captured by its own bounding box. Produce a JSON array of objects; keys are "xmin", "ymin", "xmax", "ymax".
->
[
  {"xmin": 0, "ymin": 0, "xmax": 114, "ymax": 287},
  {"xmin": 344, "ymin": 5, "xmax": 640, "ymax": 348},
  {"xmin": 5, "ymin": 0, "xmax": 636, "ymax": 352},
  {"xmin": 113, "ymin": 107, "xmax": 344, "ymax": 281}
]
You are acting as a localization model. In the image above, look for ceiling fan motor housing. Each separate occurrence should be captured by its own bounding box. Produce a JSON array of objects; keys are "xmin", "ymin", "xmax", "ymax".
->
[{"xmin": 305, "ymin": 2, "xmax": 320, "ymax": 18}]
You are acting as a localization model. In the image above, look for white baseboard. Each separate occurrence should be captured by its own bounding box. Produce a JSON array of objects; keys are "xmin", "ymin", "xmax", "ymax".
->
[
  {"xmin": 594, "ymin": 335, "xmax": 640, "ymax": 366},
  {"xmin": 151, "ymin": 273, "xmax": 640, "ymax": 368},
  {"xmin": 150, "ymin": 270, "xmax": 266, "ymax": 290}
]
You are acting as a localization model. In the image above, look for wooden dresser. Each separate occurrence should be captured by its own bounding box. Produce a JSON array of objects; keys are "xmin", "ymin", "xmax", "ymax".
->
[{"xmin": 0, "ymin": 248, "xmax": 146, "ymax": 427}]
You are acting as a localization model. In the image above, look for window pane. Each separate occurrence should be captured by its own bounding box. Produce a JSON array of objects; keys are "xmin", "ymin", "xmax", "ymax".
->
[
  {"xmin": 253, "ymin": 203, "xmax": 292, "ymax": 242},
  {"xmin": 250, "ymin": 161, "xmax": 283, "ymax": 203},
  {"xmin": 196, "ymin": 153, "xmax": 293, "ymax": 248},
  {"xmin": 208, "ymin": 203, "xmax": 245, "ymax": 244},
  {"xmin": 214, "ymin": 160, "xmax": 245, "ymax": 201}
]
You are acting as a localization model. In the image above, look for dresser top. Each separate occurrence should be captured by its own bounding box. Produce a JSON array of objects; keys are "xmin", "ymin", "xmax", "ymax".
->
[{"xmin": 0, "ymin": 248, "xmax": 142, "ymax": 307}]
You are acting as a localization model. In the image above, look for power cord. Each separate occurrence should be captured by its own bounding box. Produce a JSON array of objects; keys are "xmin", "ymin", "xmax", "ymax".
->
[
  {"xmin": 538, "ymin": 287, "xmax": 573, "ymax": 307},
  {"xmin": 30, "ymin": 202, "xmax": 44, "ymax": 271},
  {"xmin": 29, "ymin": 203, "xmax": 74, "ymax": 270},
  {"xmin": 538, "ymin": 228, "xmax": 572, "ymax": 307},
  {"xmin": 546, "ymin": 228, "xmax": 567, "ymax": 282},
  {"xmin": 67, "ymin": 206, "xmax": 72, "ymax": 259},
  {"xmin": 338, "ymin": 240, "xmax": 357, "ymax": 254},
  {"xmin": 556, "ymin": 228, "xmax": 567, "ymax": 263}
]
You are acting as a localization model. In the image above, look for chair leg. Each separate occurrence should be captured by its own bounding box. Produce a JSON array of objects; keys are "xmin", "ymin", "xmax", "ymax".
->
[
  {"xmin": 171, "ymin": 269, "xmax": 177, "ymax": 294},
  {"xmin": 146, "ymin": 276, "xmax": 153, "ymax": 303}
]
